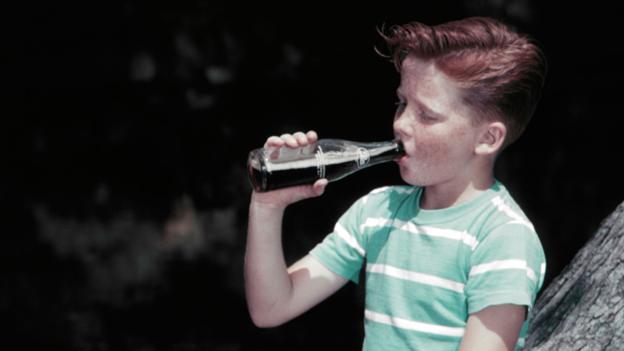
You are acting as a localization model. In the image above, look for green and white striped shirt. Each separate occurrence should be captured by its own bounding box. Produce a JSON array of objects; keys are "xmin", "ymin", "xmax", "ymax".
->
[{"xmin": 310, "ymin": 181, "xmax": 546, "ymax": 350}]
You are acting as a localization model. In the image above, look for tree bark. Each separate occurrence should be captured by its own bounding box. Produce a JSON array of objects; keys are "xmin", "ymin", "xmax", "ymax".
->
[{"xmin": 526, "ymin": 201, "xmax": 624, "ymax": 350}]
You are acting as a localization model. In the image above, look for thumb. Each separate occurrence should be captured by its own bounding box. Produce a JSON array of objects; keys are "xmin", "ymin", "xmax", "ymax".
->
[
  {"xmin": 291, "ymin": 179, "xmax": 328, "ymax": 203},
  {"xmin": 311, "ymin": 178, "xmax": 329, "ymax": 197}
]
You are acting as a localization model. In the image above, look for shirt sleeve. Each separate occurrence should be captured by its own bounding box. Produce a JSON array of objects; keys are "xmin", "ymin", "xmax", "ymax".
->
[
  {"xmin": 309, "ymin": 196, "xmax": 368, "ymax": 284},
  {"xmin": 465, "ymin": 223, "xmax": 546, "ymax": 314}
]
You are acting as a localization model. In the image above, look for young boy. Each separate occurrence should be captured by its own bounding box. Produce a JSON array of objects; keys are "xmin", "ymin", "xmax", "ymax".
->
[{"xmin": 245, "ymin": 17, "xmax": 547, "ymax": 350}]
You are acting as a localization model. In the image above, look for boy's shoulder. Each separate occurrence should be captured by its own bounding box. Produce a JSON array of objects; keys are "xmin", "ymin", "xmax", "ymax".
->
[{"xmin": 473, "ymin": 184, "xmax": 539, "ymax": 245}]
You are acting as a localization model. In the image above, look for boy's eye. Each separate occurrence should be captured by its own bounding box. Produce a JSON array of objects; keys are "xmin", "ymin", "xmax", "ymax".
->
[{"xmin": 421, "ymin": 111, "xmax": 436, "ymax": 120}]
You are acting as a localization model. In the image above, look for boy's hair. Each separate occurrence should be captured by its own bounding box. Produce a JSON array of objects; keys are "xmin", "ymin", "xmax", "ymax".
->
[{"xmin": 379, "ymin": 17, "xmax": 547, "ymax": 147}]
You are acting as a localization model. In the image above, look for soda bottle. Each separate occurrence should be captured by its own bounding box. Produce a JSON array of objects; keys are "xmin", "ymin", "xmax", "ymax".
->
[{"xmin": 247, "ymin": 139, "xmax": 404, "ymax": 192}]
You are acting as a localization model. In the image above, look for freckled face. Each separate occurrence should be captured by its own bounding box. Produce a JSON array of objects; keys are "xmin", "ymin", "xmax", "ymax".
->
[{"xmin": 393, "ymin": 56, "xmax": 484, "ymax": 187}]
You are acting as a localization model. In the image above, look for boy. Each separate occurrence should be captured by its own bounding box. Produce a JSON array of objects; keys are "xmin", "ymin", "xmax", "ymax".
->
[{"xmin": 245, "ymin": 17, "xmax": 547, "ymax": 350}]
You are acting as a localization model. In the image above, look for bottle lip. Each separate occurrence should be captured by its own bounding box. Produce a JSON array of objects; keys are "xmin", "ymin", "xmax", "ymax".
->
[{"xmin": 394, "ymin": 140, "xmax": 405, "ymax": 155}]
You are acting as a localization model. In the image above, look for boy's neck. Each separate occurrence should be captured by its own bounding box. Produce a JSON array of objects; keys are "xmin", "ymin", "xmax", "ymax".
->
[{"xmin": 420, "ymin": 174, "xmax": 495, "ymax": 210}]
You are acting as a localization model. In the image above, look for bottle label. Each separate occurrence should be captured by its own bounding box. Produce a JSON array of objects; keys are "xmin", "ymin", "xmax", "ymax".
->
[
  {"xmin": 315, "ymin": 146, "xmax": 326, "ymax": 178},
  {"xmin": 357, "ymin": 147, "xmax": 370, "ymax": 168}
]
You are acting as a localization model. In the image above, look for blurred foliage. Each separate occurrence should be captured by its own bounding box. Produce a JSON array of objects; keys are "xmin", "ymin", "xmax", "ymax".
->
[{"xmin": 5, "ymin": 0, "xmax": 624, "ymax": 349}]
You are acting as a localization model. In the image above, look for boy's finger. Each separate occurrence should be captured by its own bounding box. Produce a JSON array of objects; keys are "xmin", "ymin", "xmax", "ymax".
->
[
  {"xmin": 280, "ymin": 134, "xmax": 299, "ymax": 148},
  {"xmin": 265, "ymin": 136, "xmax": 284, "ymax": 148}
]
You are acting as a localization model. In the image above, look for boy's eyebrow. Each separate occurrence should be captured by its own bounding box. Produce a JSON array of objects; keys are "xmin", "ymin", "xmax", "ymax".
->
[{"xmin": 396, "ymin": 88, "xmax": 443, "ymax": 117}]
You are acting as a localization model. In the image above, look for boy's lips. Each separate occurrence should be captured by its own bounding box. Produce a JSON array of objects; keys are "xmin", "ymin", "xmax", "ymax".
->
[{"xmin": 395, "ymin": 154, "xmax": 409, "ymax": 165}]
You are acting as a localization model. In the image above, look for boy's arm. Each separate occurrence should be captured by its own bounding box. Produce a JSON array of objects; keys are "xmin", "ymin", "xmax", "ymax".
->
[
  {"xmin": 244, "ymin": 131, "xmax": 348, "ymax": 328},
  {"xmin": 459, "ymin": 304, "xmax": 525, "ymax": 351},
  {"xmin": 245, "ymin": 195, "xmax": 348, "ymax": 327}
]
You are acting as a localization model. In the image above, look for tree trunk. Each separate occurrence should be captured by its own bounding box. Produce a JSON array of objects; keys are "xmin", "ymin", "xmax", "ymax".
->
[{"xmin": 525, "ymin": 201, "xmax": 624, "ymax": 350}]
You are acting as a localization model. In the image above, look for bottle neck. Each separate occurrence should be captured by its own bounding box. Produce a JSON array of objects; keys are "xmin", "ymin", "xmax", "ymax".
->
[{"xmin": 365, "ymin": 140, "xmax": 404, "ymax": 167}]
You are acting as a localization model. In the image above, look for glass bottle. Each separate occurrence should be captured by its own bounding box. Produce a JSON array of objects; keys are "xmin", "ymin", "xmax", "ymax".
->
[{"xmin": 247, "ymin": 139, "xmax": 404, "ymax": 192}]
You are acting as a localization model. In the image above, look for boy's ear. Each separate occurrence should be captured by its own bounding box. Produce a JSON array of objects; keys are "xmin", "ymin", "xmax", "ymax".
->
[{"xmin": 475, "ymin": 121, "xmax": 506, "ymax": 155}]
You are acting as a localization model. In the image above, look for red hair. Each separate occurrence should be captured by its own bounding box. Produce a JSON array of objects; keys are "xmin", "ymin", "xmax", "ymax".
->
[{"xmin": 379, "ymin": 17, "xmax": 547, "ymax": 146}]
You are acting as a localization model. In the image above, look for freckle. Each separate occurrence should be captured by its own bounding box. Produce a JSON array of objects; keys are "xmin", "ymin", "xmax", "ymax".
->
[{"xmin": 454, "ymin": 128, "xmax": 467, "ymax": 137}]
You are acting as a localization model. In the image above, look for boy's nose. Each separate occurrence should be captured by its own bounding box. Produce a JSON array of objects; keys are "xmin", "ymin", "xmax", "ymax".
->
[{"xmin": 393, "ymin": 113, "xmax": 409, "ymax": 139}]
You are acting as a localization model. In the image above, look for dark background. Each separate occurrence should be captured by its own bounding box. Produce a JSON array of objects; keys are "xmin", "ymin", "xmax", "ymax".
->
[{"xmin": 5, "ymin": 1, "xmax": 623, "ymax": 350}]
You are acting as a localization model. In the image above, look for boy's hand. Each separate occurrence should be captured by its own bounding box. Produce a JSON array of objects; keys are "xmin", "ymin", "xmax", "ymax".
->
[{"xmin": 251, "ymin": 130, "xmax": 328, "ymax": 209}]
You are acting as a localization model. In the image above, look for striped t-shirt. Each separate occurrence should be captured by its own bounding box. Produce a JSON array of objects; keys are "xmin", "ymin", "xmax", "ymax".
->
[{"xmin": 309, "ymin": 181, "xmax": 546, "ymax": 350}]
